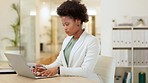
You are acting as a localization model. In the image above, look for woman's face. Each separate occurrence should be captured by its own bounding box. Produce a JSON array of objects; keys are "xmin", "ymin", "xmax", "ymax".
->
[{"xmin": 60, "ymin": 16, "xmax": 81, "ymax": 36}]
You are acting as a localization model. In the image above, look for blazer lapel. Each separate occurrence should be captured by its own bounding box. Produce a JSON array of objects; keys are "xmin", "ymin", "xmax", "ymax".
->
[
  {"xmin": 62, "ymin": 36, "xmax": 73, "ymax": 49},
  {"xmin": 68, "ymin": 31, "xmax": 87, "ymax": 66},
  {"xmin": 61, "ymin": 51, "xmax": 68, "ymax": 67},
  {"xmin": 61, "ymin": 36, "xmax": 73, "ymax": 67}
]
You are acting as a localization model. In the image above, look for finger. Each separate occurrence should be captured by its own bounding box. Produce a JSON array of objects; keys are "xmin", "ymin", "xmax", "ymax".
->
[
  {"xmin": 40, "ymin": 70, "xmax": 50, "ymax": 76},
  {"xmin": 40, "ymin": 70, "xmax": 48, "ymax": 75},
  {"xmin": 42, "ymin": 73, "xmax": 48, "ymax": 76},
  {"xmin": 36, "ymin": 72, "xmax": 41, "ymax": 76},
  {"xmin": 32, "ymin": 68, "xmax": 37, "ymax": 71},
  {"xmin": 41, "ymin": 72, "xmax": 48, "ymax": 76},
  {"xmin": 32, "ymin": 68, "xmax": 37, "ymax": 74},
  {"xmin": 37, "ymin": 68, "xmax": 44, "ymax": 72},
  {"xmin": 36, "ymin": 64, "xmax": 42, "ymax": 67},
  {"xmin": 47, "ymin": 72, "xmax": 52, "ymax": 77},
  {"xmin": 35, "ymin": 64, "xmax": 43, "ymax": 69}
]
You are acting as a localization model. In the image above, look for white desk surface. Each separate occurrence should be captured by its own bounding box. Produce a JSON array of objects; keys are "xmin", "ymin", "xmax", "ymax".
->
[{"xmin": 0, "ymin": 74, "xmax": 98, "ymax": 83}]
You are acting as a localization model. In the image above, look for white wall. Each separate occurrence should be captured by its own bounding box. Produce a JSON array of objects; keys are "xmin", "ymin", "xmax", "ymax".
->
[
  {"xmin": 0, "ymin": 0, "xmax": 18, "ymax": 49},
  {"xmin": 0, "ymin": 0, "xmax": 19, "ymax": 61},
  {"xmin": 101, "ymin": 0, "xmax": 148, "ymax": 56}
]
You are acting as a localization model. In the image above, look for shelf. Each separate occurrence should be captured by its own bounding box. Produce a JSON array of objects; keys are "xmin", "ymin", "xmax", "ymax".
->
[
  {"xmin": 113, "ymin": 26, "xmax": 132, "ymax": 29},
  {"xmin": 133, "ymin": 47, "xmax": 148, "ymax": 49},
  {"xmin": 112, "ymin": 25, "xmax": 148, "ymax": 83},
  {"xmin": 113, "ymin": 47, "xmax": 132, "ymax": 49},
  {"xmin": 116, "ymin": 66, "xmax": 132, "ymax": 68},
  {"xmin": 133, "ymin": 66, "xmax": 148, "ymax": 68},
  {"xmin": 133, "ymin": 26, "xmax": 148, "ymax": 29},
  {"xmin": 113, "ymin": 26, "xmax": 148, "ymax": 29}
]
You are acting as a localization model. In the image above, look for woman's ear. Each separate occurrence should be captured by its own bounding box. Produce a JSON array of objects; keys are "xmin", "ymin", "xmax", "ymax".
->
[{"xmin": 75, "ymin": 19, "xmax": 81, "ymax": 26}]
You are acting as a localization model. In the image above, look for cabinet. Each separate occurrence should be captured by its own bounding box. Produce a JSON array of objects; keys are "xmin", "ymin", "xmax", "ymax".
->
[{"xmin": 112, "ymin": 26, "xmax": 148, "ymax": 83}]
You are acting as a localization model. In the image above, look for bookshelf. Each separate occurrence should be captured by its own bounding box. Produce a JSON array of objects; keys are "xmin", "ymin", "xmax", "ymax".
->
[{"xmin": 112, "ymin": 26, "xmax": 148, "ymax": 83}]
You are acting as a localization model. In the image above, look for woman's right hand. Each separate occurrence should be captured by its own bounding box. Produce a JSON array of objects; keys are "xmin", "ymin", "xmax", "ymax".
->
[{"xmin": 32, "ymin": 64, "xmax": 47, "ymax": 76}]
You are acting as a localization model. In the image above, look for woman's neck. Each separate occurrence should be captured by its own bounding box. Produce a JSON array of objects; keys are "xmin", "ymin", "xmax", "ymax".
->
[{"xmin": 73, "ymin": 28, "xmax": 84, "ymax": 39}]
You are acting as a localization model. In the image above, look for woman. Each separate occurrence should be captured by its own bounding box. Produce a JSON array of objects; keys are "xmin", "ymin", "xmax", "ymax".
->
[{"xmin": 33, "ymin": 0, "xmax": 103, "ymax": 82}]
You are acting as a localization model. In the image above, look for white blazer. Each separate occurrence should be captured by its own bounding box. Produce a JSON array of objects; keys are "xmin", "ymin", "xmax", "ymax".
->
[{"xmin": 45, "ymin": 31, "xmax": 103, "ymax": 82}]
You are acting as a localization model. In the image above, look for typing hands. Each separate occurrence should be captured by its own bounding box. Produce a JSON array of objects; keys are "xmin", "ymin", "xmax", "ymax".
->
[{"xmin": 32, "ymin": 64, "xmax": 58, "ymax": 77}]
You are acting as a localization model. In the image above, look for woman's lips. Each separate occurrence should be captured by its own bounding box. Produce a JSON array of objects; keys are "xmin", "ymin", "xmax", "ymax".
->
[{"xmin": 65, "ymin": 31, "xmax": 69, "ymax": 34}]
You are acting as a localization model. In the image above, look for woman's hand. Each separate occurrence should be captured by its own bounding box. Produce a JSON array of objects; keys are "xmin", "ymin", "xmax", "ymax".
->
[
  {"xmin": 32, "ymin": 64, "xmax": 47, "ymax": 76},
  {"xmin": 40, "ymin": 67, "xmax": 58, "ymax": 77}
]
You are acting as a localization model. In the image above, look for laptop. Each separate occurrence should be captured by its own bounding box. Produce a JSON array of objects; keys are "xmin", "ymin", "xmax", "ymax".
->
[{"xmin": 5, "ymin": 53, "xmax": 48, "ymax": 79}]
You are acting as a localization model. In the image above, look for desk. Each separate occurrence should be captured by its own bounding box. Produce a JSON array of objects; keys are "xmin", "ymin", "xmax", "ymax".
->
[{"xmin": 0, "ymin": 74, "xmax": 98, "ymax": 83}]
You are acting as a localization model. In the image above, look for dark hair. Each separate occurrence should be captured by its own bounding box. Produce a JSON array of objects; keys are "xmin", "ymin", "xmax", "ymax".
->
[{"xmin": 57, "ymin": 0, "xmax": 88, "ymax": 23}]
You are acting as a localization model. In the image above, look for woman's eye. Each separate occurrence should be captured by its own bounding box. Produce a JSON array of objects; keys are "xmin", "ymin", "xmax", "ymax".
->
[
  {"xmin": 63, "ymin": 24, "xmax": 69, "ymax": 27},
  {"xmin": 62, "ymin": 23, "xmax": 69, "ymax": 26},
  {"xmin": 65, "ymin": 23, "xmax": 69, "ymax": 26}
]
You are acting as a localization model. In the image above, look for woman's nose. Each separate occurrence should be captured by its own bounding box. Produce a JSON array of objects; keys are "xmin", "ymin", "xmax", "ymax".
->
[{"xmin": 64, "ymin": 26, "xmax": 68, "ymax": 30}]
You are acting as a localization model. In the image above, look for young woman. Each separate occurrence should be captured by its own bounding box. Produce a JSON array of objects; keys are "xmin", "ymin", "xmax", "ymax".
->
[{"xmin": 33, "ymin": 0, "xmax": 103, "ymax": 82}]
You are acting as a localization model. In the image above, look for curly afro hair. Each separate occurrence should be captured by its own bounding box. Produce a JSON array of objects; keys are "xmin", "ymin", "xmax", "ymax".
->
[{"xmin": 57, "ymin": 0, "xmax": 88, "ymax": 24}]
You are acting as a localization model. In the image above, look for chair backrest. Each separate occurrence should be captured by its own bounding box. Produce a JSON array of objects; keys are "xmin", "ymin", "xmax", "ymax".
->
[{"xmin": 95, "ymin": 56, "xmax": 116, "ymax": 83}]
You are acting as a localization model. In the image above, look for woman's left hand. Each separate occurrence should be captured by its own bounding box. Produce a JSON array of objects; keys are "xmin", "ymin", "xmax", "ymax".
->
[{"xmin": 40, "ymin": 67, "xmax": 58, "ymax": 77}]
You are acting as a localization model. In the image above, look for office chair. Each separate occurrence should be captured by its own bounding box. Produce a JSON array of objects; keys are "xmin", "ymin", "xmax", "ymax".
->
[{"xmin": 95, "ymin": 56, "xmax": 116, "ymax": 83}]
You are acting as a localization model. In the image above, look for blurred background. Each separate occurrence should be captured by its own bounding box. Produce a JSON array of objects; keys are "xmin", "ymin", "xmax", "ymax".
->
[{"xmin": 0, "ymin": 0, "xmax": 101, "ymax": 65}]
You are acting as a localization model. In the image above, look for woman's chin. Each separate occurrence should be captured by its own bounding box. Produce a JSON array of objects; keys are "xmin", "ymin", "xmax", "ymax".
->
[{"xmin": 67, "ymin": 33, "xmax": 72, "ymax": 36}]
